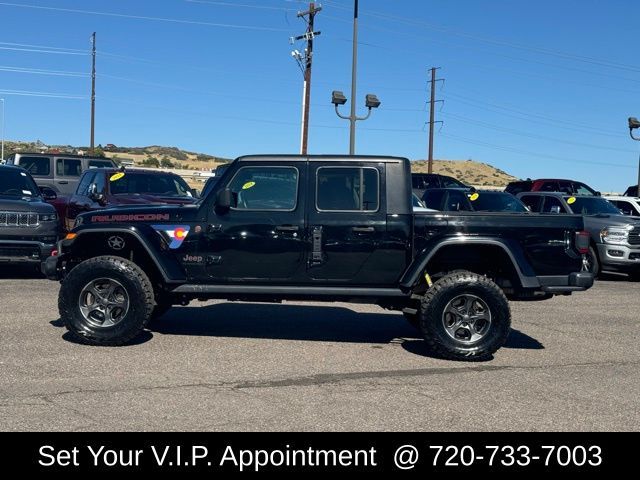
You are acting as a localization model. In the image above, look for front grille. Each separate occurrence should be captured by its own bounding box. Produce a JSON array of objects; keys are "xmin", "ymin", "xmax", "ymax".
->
[
  {"xmin": 0, "ymin": 246, "xmax": 40, "ymax": 259},
  {"xmin": 629, "ymin": 229, "xmax": 640, "ymax": 245},
  {"xmin": 0, "ymin": 211, "xmax": 40, "ymax": 228}
]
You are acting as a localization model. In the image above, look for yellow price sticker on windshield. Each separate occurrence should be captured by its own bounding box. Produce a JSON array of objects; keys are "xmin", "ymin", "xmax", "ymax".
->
[
  {"xmin": 242, "ymin": 181, "xmax": 256, "ymax": 190},
  {"xmin": 567, "ymin": 196, "xmax": 576, "ymax": 205},
  {"xmin": 469, "ymin": 192, "xmax": 480, "ymax": 201},
  {"xmin": 110, "ymin": 172, "xmax": 125, "ymax": 182}
]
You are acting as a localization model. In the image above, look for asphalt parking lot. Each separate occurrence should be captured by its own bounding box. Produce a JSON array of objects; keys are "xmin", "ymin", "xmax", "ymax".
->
[{"xmin": 0, "ymin": 266, "xmax": 638, "ymax": 432}]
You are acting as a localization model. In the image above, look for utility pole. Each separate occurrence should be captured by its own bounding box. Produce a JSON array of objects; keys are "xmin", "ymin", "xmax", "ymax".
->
[
  {"xmin": 427, "ymin": 67, "xmax": 444, "ymax": 174},
  {"xmin": 349, "ymin": 0, "xmax": 359, "ymax": 155},
  {"xmin": 1, "ymin": 98, "xmax": 5, "ymax": 161},
  {"xmin": 90, "ymin": 32, "xmax": 96, "ymax": 153},
  {"xmin": 292, "ymin": 3, "xmax": 321, "ymax": 155}
]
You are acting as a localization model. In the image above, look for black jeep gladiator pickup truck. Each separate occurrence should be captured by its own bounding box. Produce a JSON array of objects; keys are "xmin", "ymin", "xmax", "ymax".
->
[{"xmin": 43, "ymin": 155, "xmax": 594, "ymax": 361}]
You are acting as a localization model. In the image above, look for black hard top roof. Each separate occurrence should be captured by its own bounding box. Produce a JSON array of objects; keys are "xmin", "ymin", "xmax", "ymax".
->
[{"xmin": 236, "ymin": 154, "xmax": 408, "ymax": 163}]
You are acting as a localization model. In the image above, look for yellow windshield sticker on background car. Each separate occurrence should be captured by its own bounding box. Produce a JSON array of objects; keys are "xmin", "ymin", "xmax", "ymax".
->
[
  {"xmin": 242, "ymin": 181, "xmax": 256, "ymax": 190},
  {"xmin": 567, "ymin": 196, "xmax": 577, "ymax": 205},
  {"xmin": 469, "ymin": 192, "xmax": 480, "ymax": 201},
  {"xmin": 110, "ymin": 172, "xmax": 125, "ymax": 182}
]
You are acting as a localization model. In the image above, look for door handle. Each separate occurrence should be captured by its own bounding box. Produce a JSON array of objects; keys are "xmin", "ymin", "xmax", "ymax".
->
[
  {"xmin": 57, "ymin": 181, "xmax": 68, "ymax": 185},
  {"xmin": 276, "ymin": 225, "xmax": 299, "ymax": 232},
  {"xmin": 352, "ymin": 226, "xmax": 375, "ymax": 233}
]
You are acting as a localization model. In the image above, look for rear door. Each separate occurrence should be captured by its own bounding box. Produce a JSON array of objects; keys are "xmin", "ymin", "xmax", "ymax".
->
[
  {"xmin": 54, "ymin": 157, "xmax": 83, "ymax": 194},
  {"xmin": 306, "ymin": 161, "xmax": 390, "ymax": 284}
]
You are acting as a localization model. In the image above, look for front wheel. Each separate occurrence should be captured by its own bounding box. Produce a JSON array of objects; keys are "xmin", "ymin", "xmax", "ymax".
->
[
  {"xmin": 58, "ymin": 256, "xmax": 155, "ymax": 345},
  {"xmin": 583, "ymin": 246, "xmax": 600, "ymax": 276},
  {"xmin": 418, "ymin": 271, "xmax": 511, "ymax": 361}
]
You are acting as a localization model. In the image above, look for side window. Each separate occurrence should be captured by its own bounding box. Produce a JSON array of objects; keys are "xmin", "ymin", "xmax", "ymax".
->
[
  {"xmin": 76, "ymin": 172, "xmax": 96, "ymax": 195},
  {"xmin": 423, "ymin": 190, "xmax": 445, "ymax": 210},
  {"xmin": 521, "ymin": 195, "xmax": 542, "ymax": 212},
  {"xmin": 316, "ymin": 167, "xmax": 379, "ymax": 212},
  {"xmin": 56, "ymin": 158, "xmax": 82, "ymax": 177},
  {"xmin": 94, "ymin": 172, "xmax": 107, "ymax": 193},
  {"xmin": 540, "ymin": 181, "xmax": 559, "ymax": 192},
  {"xmin": 227, "ymin": 166, "xmax": 298, "ymax": 211},
  {"xmin": 441, "ymin": 176, "xmax": 466, "ymax": 188},
  {"xmin": 88, "ymin": 160, "xmax": 113, "ymax": 168},
  {"xmin": 445, "ymin": 190, "xmax": 472, "ymax": 211},
  {"xmin": 17, "ymin": 156, "xmax": 50, "ymax": 176},
  {"xmin": 573, "ymin": 183, "xmax": 594, "ymax": 196},
  {"xmin": 542, "ymin": 196, "xmax": 565, "ymax": 213},
  {"xmin": 612, "ymin": 201, "xmax": 636, "ymax": 216}
]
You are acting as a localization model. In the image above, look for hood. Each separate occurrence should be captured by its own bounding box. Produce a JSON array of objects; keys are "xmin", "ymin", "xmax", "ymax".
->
[
  {"xmin": 584, "ymin": 214, "xmax": 640, "ymax": 230},
  {"xmin": 108, "ymin": 194, "xmax": 197, "ymax": 206},
  {"xmin": 0, "ymin": 196, "xmax": 56, "ymax": 214}
]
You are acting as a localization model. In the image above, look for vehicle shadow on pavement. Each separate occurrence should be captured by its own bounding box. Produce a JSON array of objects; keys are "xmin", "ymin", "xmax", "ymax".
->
[
  {"xmin": 149, "ymin": 302, "xmax": 421, "ymax": 344},
  {"xmin": 401, "ymin": 328, "xmax": 544, "ymax": 361},
  {"xmin": 50, "ymin": 318, "xmax": 155, "ymax": 346},
  {"xmin": 0, "ymin": 264, "xmax": 44, "ymax": 279}
]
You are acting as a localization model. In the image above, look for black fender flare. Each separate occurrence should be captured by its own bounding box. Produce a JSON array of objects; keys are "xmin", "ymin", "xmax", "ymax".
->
[
  {"xmin": 399, "ymin": 237, "xmax": 540, "ymax": 289},
  {"xmin": 62, "ymin": 225, "xmax": 187, "ymax": 284}
]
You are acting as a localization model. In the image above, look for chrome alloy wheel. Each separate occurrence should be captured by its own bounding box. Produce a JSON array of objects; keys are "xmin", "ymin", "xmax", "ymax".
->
[
  {"xmin": 78, "ymin": 278, "xmax": 130, "ymax": 328},
  {"xmin": 442, "ymin": 294, "xmax": 492, "ymax": 344}
]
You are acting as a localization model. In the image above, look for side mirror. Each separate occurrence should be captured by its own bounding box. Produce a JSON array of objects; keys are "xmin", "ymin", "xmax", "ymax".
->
[
  {"xmin": 193, "ymin": 189, "xmax": 201, "ymax": 198},
  {"xmin": 88, "ymin": 183, "xmax": 106, "ymax": 204},
  {"xmin": 216, "ymin": 188, "xmax": 235, "ymax": 210},
  {"xmin": 40, "ymin": 187, "xmax": 57, "ymax": 201},
  {"xmin": 595, "ymin": 191, "xmax": 601, "ymax": 197},
  {"xmin": 550, "ymin": 205, "xmax": 561, "ymax": 214}
]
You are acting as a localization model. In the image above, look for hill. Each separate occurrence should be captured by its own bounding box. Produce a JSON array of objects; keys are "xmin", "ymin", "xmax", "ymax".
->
[
  {"xmin": 2, "ymin": 141, "xmax": 517, "ymax": 186},
  {"xmin": 411, "ymin": 159, "xmax": 517, "ymax": 187}
]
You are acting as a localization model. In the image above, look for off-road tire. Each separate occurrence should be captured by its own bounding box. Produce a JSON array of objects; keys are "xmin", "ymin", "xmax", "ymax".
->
[
  {"xmin": 58, "ymin": 256, "xmax": 155, "ymax": 346},
  {"xmin": 418, "ymin": 271, "xmax": 511, "ymax": 361}
]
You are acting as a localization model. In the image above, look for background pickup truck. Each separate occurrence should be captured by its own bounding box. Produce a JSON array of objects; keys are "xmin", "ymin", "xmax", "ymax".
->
[
  {"xmin": 45, "ymin": 155, "xmax": 594, "ymax": 361},
  {"xmin": 49, "ymin": 168, "xmax": 198, "ymax": 232}
]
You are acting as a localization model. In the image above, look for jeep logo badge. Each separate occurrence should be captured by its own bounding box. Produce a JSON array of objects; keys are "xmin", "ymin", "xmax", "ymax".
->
[{"xmin": 107, "ymin": 236, "xmax": 125, "ymax": 251}]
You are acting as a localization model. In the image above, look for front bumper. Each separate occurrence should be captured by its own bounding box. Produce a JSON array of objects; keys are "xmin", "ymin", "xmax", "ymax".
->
[
  {"xmin": 596, "ymin": 243, "xmax": 640, "ymax": 272},
  {"xmin": 537, "ymin": 272, "xmax": 595, "ymax": 293},
  {"xmin": 0, "ymin": 240, "xmax": 56, "ymax": 264}
]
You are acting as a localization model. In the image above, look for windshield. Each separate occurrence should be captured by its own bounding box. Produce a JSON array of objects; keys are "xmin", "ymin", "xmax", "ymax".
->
[
  {"xmin": 0, "ymin": 169, "xmax": 41, "ymax": 197},
  {"xmin": 110, "ymin": 173, "xmax": 193, "ymax": 197},
  {"xmin": 470, "ymin": 192, "xmax": 528, "ymax": 212},
  {"xmin": 565, "ymin": 197, "xmax": 621, "ymax": 215}
]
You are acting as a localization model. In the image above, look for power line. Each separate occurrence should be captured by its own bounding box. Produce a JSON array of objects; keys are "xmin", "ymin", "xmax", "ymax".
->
[
  {"xmin": 183, "ymin": 0, "xmax": 296, "ymax": 12},
  {"xmin": 0, "ymin": 88, "xmax": 86, "ymax": 99},
  {"xmin": 0, "ymin": 45, "xmax": 87, "ymax": 55},
  {"xmin": 322, "ymin": 0, "xmax": 640, "ymax": 74},
  {"xmin": 0, "ymin": 2, "xmax": 289, "ymax": 32},
  {"xmin": 0, "ymin": 65, "xmax": 88, "ymax": 77},
  {"xmin": 0, "ymin": 41, "xmax": 87, "ymax": 53}
]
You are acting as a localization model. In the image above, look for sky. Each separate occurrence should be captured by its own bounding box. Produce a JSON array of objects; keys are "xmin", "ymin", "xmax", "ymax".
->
[{"xmin": 0, "ymin": 0, "xmax": 639, "ymax": 192}]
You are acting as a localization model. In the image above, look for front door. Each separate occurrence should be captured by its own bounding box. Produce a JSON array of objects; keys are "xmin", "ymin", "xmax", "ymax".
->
[
  {"xmin": 306, "ymin": 161, "xmax": 390, "ymax": 285},
  {"xmin": 201, "ymin": 163, "xmax": 306, "ymax": 282}
]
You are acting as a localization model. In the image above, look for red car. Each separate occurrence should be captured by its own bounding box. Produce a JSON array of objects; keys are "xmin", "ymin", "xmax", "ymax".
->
[
  {"xmin": 505, "ymin": 178, "xmax": 600, "ymax": 196},
  {"xmin": 51, "ymin": 168, "xmax": 198, "ymax": 232}
]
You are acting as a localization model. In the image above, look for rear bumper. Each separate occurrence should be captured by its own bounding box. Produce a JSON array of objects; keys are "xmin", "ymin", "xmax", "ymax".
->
[
  {"xmin": 0, "ymin": 240, "xmax": 56, "ymax": 264},
  {"xmin": 537, "ymin": 272, "xmax": 595, "ymax": 293}
]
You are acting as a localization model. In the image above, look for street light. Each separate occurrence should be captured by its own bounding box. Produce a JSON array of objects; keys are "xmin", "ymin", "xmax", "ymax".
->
[
  {"xmin": 629, "ymin": 117, "xmax": 640, "ymax": 197},
  {"xmin": 331, "ymin": 0, "xmax": 381, "ymax": 155}
]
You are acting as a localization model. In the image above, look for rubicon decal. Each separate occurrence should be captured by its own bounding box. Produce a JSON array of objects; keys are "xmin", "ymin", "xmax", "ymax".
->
[
  {"xmin": 153, "ymin": 225, "xmax": 190, "ymax": 249},
  {"xmin": 92, "ymin": 213, "xmax": 171, "ymax": 223}
]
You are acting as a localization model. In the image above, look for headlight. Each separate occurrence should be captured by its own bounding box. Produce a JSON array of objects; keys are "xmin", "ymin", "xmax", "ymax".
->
[
  {"xmin": 600, "ymin": 226, "xmax": 631, "ymax": 245},
  {"xmin": 39, "ymin": 213, "xmax": 58, "ymax": 222}
]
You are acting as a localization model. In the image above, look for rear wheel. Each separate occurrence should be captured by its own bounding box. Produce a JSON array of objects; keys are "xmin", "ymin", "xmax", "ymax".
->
[
  {"xmin": 418, "ymin": 271, "xmax": 511, "ymax": 361},
  {"xmin": 58, "ymin": 256, "xmax": 155, "ymax": 345}
]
